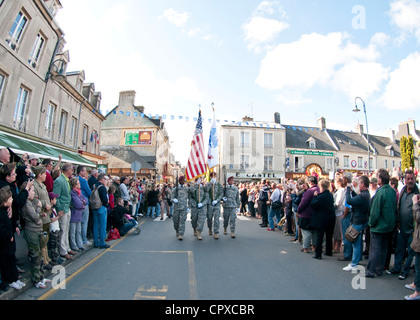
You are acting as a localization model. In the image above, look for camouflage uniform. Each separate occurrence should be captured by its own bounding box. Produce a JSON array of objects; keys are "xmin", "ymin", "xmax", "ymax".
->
[
  {"xmin": 222, "ymin": 185, "xmax": 240, "ymax": 234},
  {"xmin": 172, "ymin": 184, "xmax": 190, "ymax": 237},
  {"xmin": 205, "ymin": 181, "xmax": 224, "ymax": 235},
  {"xmin": 189, "ymin": 183, "xmax": 209, "ymax": 235}
]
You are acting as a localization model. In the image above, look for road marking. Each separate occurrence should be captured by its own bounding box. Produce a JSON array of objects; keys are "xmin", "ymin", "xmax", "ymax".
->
[
  {"xmin": 37, "ymin": 220, "xmax": 147, "ymax": 301},
  {"xmin": 133, "ymin": 285, "xmax": 168, "ymax": 300}
]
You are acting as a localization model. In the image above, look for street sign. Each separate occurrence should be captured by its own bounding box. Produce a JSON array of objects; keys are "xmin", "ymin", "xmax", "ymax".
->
[{"xmin": 131, "ymin": 161, "xmax": 141, "ymax": 172}]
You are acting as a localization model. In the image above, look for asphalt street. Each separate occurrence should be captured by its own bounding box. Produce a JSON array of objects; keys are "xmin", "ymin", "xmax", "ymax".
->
[{"xmin": 13, "ymin": 213, "xmax": 414, "ymax": 301}]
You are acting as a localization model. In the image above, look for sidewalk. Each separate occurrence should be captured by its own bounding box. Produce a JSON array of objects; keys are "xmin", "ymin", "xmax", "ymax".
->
[{"xmin": 0, "ymin": 232, "xmax": 94, "ymax": 300}]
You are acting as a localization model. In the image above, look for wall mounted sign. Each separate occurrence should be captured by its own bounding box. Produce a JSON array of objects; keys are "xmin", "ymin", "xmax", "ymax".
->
[{"xmin": 288, "ymin": 150, "xmax": 334, "ymax": 157}]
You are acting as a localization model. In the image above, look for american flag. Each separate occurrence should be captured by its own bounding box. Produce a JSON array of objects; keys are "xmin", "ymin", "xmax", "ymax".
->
[{"xmin": 186, "ymin": 110, "xmax": 206, "ymax": 182}]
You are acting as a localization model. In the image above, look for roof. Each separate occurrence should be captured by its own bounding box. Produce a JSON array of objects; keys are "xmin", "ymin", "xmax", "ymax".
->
[{"xmin": 284, "ymin": 126, "xmax": 337, "ymax": 151}]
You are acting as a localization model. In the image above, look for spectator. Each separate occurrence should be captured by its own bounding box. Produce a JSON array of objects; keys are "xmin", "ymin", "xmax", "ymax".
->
[
  {"xmin": 339, "ymin": 172, "xmax": 354, "ymax": 262},
  {"xmin": 267, "ymin": 183, "xmax": 283, "ymax": 231},
  {"xmin": 291, "ymin": 179, "xmax": 306, "ymax": 243},
  {"xmin": 47, "ymin": 192, "xmax": 63, "ymax": 266},
  {"xmin": 0, "ymin": 148, "xmax": 11, "ymax": 167},
  {"xmin": 32, "ymin": 165, "xmax": 53, "ymax": 270},
  {"xmin": 333, "ymin": 177, "xmax": 346, "ymax": 253},
  {"xmin": 342, "ymin": 175, "xmax": 371, "ymax": 271},
  {"xmin": 119, "ymin": 176, "xmax": 130, "ymax": 208},
  {"xmin": 366, "ymin": 169, "xmax": 397, "ymax": 278},
  {"xmin": 53, "ymin": 163, "xmax": 76, "ymax": 261},
  {"xmin": 129, "ymin": 180, "xmax": 139, "ymax": 218},
  {"xmin": 310, "ymin": 179, "xmax": 335, "ymax": 260},
  {"xmin": 239, "ymin": 184, "xmax": 248, "ymax": 216},
  {"xmin": 247, "ymin": 183, "xmax": 257, "ymax": 218},
  {"xmin": 42, "ymin": 156, "xmax": 62, "ymax": 193},
  {"xmin": 76, "ymin": 165, "xmax": 91, "ymax": 248},
  {"xmin": 111, "ymin": 176, "xmax": 122, "ymax": 201},
  {"xmin": 110, "ymin": 198, "xmax": 140, "ymax": 236},
  {"xmin": 258, "ymin": 179, "xmax": 270, "ymax": 228},
  {"xmin": 146, "ymin": 184, "xmax": 159, "ymax": 219},
  {"xmin": 20, "ymin": 181, "xmax": 50, "ymax": 289},
  {"xmin": 297, "ymin": 175, "xmax": 319, "ymax": 253},
  {"xmin": 404, "ymin": 194, "xmax": 420, "ymax": 300},
  {"xmin": 88, "ymin": 169, "xmax": 98, "ymax": 190},
  {"xmin": 108, "ymin": 184, "xmax": 116, "ymax": 212},
  {"xmin": 69, "ymin": 177, "xmax": 87, "ymax": 253},
  {"xmin": 283, "ymin": 187, "xmax": 294, "ymax": 236},
  {"xmin": 0, "ymin": 186, "xmax": 24, "ymax": 291},
  {"xmin": 92, "ymin": 173, "xmax": 109, "ymax": 249},
  {"xmin": 387, "ymin": 169, "xmax": 419, "ymax": 280}
]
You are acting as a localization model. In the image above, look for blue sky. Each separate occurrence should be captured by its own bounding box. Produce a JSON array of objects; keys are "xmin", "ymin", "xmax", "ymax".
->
[{"xmin": 57, "ymin": 0, "xmax": 420, "ymax": 166}]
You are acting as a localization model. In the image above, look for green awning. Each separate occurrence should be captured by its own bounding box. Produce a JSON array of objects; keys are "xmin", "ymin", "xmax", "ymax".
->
[{"xmin": 0, "ymin": 131, "xmax": 97, "ymax": 168}]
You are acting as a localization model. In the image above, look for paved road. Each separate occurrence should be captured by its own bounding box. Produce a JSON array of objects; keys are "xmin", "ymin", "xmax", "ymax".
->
[{"xmin": 14, "ymin": 213, "xmax": 413, "ymax": 301}]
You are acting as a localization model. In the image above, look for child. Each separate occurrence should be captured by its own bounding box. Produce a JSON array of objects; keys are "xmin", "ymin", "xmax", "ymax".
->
[
  {"xmin": 111, "ymin": 198, "xmax": 140, "ymax": 236},
  {"xmin": 48, "ymin": 192, "xmax": 63, "ymax": 265},
  {"xmin": 0, "ymin": 186, "xmax": 25, "ymax": 291}
]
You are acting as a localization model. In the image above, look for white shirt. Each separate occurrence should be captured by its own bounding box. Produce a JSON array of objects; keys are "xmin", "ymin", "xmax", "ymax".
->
[{"xmin": 270, "ymin": 188, "xmax": 283, "ymax": 203}]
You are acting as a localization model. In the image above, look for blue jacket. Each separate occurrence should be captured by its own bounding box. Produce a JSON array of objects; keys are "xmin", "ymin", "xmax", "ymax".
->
[{"xmin": 77, "ymin": 175, "xmax": 91, "ymax": 205}]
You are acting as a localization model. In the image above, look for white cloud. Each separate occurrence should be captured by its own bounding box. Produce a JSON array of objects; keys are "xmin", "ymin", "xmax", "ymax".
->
[
  {"xmin": 187, "ymin": 27, "xmax": 223, "ymax": 46},
  {"xmin": 389, "ymin": 0, "xmax": 420, "ymax": 43},
  {"xmin": 242, "ymin": 1, "xmax": 289, "ymax": 53},
  {"xmin": 381, "ymin": 52, "xmax": 420, "ymax": 110},
  {"xmin": 255, "ymin": 32, "xmax": 389, "ymax": 104},
  {"xmin": 160, "ymin": 8, "xmax": 191, "ymax": 27}
]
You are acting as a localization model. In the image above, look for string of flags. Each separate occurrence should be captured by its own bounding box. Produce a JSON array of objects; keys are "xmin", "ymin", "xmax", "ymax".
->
[{"xmin": 101, "ymin": 108, "xmax": 350, "ymax": 132}]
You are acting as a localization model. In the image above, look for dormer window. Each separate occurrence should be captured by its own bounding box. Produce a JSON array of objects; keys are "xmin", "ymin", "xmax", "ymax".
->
[
  {"xmin": 386, "ymin": 146, "xmax": 395, "ymax": 156},
  {"xmin": 349, "ymin": 140, "xmax": 357, "ymax": 146},
  {"xmin": 307, "ymin": 137, "xmax": 316, "ymax": 149}
]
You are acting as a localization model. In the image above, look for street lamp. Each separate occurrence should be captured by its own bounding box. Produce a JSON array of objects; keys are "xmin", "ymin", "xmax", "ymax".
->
[{"xmin": 353, "ymin": 97, "xmax": 370, "ymax": 173}]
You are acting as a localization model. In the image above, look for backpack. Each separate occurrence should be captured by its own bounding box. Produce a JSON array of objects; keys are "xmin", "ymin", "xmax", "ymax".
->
[{"xmin": 89, "ymin": 185, "xmax": 102, "ymax": 210}]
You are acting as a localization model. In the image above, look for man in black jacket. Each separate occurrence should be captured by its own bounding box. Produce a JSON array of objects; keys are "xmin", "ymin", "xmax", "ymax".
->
[
  {"xmin": 92, "ymin": 174, "xmax": 109, "ymax": 249},
  {"xmin": 342, "ymin": 175, "xmax": 370, "ymax": 271}
]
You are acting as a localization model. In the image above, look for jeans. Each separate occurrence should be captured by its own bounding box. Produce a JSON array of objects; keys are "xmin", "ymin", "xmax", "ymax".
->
[
  {"xmin": 268, "ymin": 207, "xmax": 282, "ymax": 229},
  {"xmin": 120, "ymin": 220, "xmax": 137, "ymax": 236},
  {"xmin": 81, "ymin": 206, "xmax": 89, "ymax": 245},
  {"xmin": 93, "ymin": 206, "xmax": 108, "ymax": 247},
  {"xmin": 415, "ymin": 252, "xmax": 420, "ymax": 292},
  {"xmin": 302, "ymin": 229, "xmax": 315, "ymax": 249},
  {"xmin": 294, "ymin": 211, "xmax": 299, "ymax": 240},
  {"xmin": 367, "ymin": 231, "xmax": 393, "ymax": 276},
  {"xmin": 156, "ymin": 203, "xmax": 161, "ymax": 217},
  {"xmin": 341, "ymin": 214, "xmax": 353, "ymax": 259},
  {"xmin": 147, "ymin": 206, "xmax": 156, "ymax": 218},
  {"xmin": 393, "ymin": 232, "xmax": 415, "ymax": 275},
  {"xmin": 350, "ymin": 222, "xmax": 368, "ymax": 267},
  {"xmin": 69, "ymin": 222, "xmax": 83, "ymax": 250}
]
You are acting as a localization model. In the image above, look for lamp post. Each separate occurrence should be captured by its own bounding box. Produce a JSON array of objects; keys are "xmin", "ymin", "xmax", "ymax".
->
[{"xmin": 353, "ymin": 97, "xmax": 370, "ymax": 173}]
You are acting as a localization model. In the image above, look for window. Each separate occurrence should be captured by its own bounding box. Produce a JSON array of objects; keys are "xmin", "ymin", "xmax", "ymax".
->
[
  {"xmin": 70, "ymin": 117, "xmax": 77, "ymax": 147},
  {"xmin": 82, "ymin": 125, "xmax": 88, "ymax": 151},
  {"xmin": 264, "ymin": 156, "xmax": 273, "ymax": 171},
  {"xmin": 45, "ymin": 103, "xmax": 55, "ymax": 137},
  {"xmin": 0, "ymin": 73, "xmax": 6, "ymax": 108},
  {"xmin": 28, "ymin": 33, "xmax": 45, "ymax": 67},
  {"xmin": 9, "ymin": 11, "xmax": 28, "ymax": 44},
  {"xmin": 385, "ymin": 160, "xmax": 388, "ymax": 169},
  {"xmin": 344, "ymin": 156, "xmax": 350, "ymax": 168},
  {"xmin": 13, "ymin": 87, "xmax": 29, "ymax": 130},
  {"xmin": 358, "ymin": 157, "xmax": 363, "ymax": 169},
  {"xmin": 240, "ymin": 155, "xmax": 249, "ymax": 170},
  {"xmin": 326, "ymin": 157, "xmax": 334, "ymax": 171},
  {"xmin": 264, "ymin": 133, "xmax": 273, "ymax": 148},
  {"xmin": 240, "ymin": 132, "xmax": 250, "ymax": 147},
  {"xmin": 294, "ymin": 156, "xmax": 303, "ymax": 172},
  {"xmin": 58, "ymin": 111, "xmax": 67, "ymax": 142}
]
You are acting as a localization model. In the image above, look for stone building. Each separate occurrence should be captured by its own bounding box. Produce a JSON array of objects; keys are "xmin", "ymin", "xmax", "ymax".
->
[
  {"xmin": 0, "ymin": 0, "xmax": 104, "ymax": 167},
  {"xmin": 100, "ymin": 90, "xmax": 172, "ymax": 181}
]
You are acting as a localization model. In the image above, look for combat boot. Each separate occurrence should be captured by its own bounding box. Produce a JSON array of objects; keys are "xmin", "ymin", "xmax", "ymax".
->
[
  {"xmin": 197, "ymin": 231, "xmax": 202, "ymax": 240},
  {"xmin": 213, "ymin": 233, "xmax": 219, "ymax": 240},
  {"xmin": 231, "ymin": 232, "xmax": 236, "ymax": 239},
  {"xmin": 209, "ymin": 230, "xmax": 213, "ymax": 236},
  {"xmin": 224, "ymin": 228, "xmax": 227, "ymax": 235},
  {"xmin": 193, "ymin": 228, "xmax": 197, "ymax": 236},
  {"xmin": 178, "ymin": 235, "xmax": 183, "ymax": 241}
]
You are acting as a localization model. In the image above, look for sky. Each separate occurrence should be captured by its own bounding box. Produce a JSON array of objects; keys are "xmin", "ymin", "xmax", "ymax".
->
[{"xmin": 56, "ymin": 0, "xmax": 420, "ymax": 166}]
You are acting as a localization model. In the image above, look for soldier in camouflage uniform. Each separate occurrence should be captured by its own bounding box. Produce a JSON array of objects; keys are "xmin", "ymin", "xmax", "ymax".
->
[
  {"xmin": 222, "ymin": 176, "xmax": 240, "ymax": 238},
  {"xmin": 205, "ymin": 172, "xmax": 224, "ymax": 239},
  {"xmin": 172, "ymin": 176, "xmax": 189, "ymax": 241},
  {"xmin": 188, "ymin": 177, "xmax": 209, "ymax": 240}
]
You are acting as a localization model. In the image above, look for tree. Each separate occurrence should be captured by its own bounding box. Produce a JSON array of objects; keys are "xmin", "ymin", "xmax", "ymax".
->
[{"xmin": 400, "ymin": 135, "xmax": 414, "ymax": 171}]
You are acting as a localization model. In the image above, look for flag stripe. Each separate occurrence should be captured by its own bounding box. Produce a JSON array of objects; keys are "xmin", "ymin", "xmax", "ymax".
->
[{"xmin": 186, "ymin": 111, "xmax": 206, "ymax": 182}]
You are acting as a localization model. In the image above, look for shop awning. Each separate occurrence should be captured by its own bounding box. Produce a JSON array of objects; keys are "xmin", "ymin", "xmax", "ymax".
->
[{"xmin": 0, "ymin": 130, "xmax": 97, "ymax": 168}]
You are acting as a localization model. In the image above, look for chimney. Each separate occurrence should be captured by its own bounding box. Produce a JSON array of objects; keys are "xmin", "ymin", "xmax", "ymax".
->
[
  {"xmin": 118, "ymin": 90, "xmax": 136, "ymax": 108},
  {"xmin": 242, "ymin": 116, "xmax": 254, "ymax": 122},
  {"xmin": 274, "ymin": 112, "xmax": 281, "ymax": 124},
  {"xmin": 388, "ymin": 129, "xmax": 396, "ymax": 143},
  {"xmin": 317, "ymin": 117, "xmax": 326, "ymax": 130},
  {"xmin": 356, "ymin": 124, "xmax": 364, "ymax": 135}
]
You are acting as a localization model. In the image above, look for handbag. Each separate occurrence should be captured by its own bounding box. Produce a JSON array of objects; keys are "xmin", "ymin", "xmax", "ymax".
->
[
  {"xmin": 271, "ymin": 200, "xmax": 283, "ymax": 210},
  {"xmin": 345, "ymin": 225, "xmax": 360, "ymax": 243}
]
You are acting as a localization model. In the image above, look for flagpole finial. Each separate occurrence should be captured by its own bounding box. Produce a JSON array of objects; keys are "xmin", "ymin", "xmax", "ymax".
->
[{"xmin": 211, "ymin": 102, "xmax": 215, "ymax": 112}]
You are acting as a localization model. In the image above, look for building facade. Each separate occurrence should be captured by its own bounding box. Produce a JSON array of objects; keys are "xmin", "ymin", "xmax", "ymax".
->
[
  {"xmin": 219, "ymin": 115, "xmax": 286, "ymax": 183},
  {"xmin": 0, "ymin": 0, "xmax": 104, "ymax": 167},
  {"xmin": 100, "ymin": 90, "xmax": 173, "ymax": 181}
]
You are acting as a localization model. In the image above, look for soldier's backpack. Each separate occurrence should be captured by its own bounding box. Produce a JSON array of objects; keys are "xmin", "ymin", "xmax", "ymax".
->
[{"xmin": 89, "ymin": 185, "xmax": 102, "ymax": 210}]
